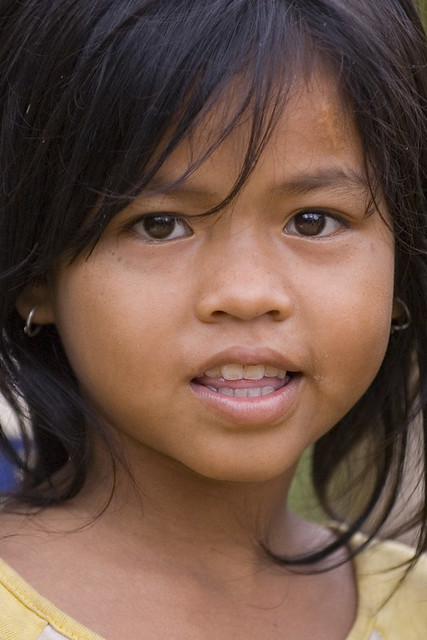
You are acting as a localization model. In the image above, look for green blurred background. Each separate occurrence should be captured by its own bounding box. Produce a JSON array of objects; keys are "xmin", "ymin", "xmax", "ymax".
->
[{"xmin": 420, "ymin": 0, "xmax": 427, "ymax": 24}]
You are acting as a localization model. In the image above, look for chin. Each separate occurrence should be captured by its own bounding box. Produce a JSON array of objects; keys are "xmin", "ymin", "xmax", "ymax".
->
[{"xmin": 183, "ymin": 456, "xmax": 295, "ymax": 484}]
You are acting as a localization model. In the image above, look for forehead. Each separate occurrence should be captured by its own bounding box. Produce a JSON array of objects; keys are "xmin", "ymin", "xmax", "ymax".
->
[
  {"xmin": 287, "ymin": 73, "xmax": 354, "ymax": 155},
  {"xmin": 145, "ymin": 71, "xmax": 364, "ymax": 199}
]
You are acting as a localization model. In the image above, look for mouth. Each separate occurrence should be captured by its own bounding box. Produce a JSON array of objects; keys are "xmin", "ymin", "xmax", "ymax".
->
[
  {"xmin": 189, "ymin": 349, "xmax": 302, "ymax": 426},
  {"xmin": 192, "ymin": 364, "xmax": 295, "ymax": 398}
]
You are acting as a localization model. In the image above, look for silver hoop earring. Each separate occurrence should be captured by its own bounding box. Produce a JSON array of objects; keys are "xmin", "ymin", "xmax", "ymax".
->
[
  {"xmin": 24, "ymin": 307, "xmax": 41, "ymax": 337},
  {"xmin": 391, "ymin": 298, "xmax": 411, "ymax": 334}
]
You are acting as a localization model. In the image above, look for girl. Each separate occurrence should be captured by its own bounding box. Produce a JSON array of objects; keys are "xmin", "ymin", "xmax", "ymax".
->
[{"xmin": 0, "ymin": 0, "xmax": 426, "ymax": 638}]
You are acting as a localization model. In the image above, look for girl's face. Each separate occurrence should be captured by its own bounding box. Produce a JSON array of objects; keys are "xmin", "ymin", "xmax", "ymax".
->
[{"xmin": 35, "ymin": 74, "xmax": 395, "ymax": 482}]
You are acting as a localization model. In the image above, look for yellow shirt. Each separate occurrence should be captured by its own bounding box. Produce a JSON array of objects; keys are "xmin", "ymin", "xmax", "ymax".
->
[{"xmin": 0, "ymin": 537, "xmax": 426, "ymax": 639}]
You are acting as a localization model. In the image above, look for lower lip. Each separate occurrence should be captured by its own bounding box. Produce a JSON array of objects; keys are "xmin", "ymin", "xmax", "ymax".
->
[{"xmin": 189, "ymin": 376, "xmax": 301, "ymax": 427}]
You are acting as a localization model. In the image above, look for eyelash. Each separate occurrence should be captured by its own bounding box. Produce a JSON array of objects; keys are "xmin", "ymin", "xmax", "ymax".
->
[{"xmin": 128, "ymin": 210, "xmax": 347, "ymax": 243}]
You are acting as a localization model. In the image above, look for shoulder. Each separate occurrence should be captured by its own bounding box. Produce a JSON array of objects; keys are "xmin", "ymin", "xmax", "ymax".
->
[
  {"xmin": 0, "ymin": 556, "xmax": 51, "ymax": 639},
  {"xmin": 349, "ymin": 536, "xmax": 427, "ymax": 640},
  {"xmin": 0, "ymin": 556, "xmax": 103, "ymax": 640}
]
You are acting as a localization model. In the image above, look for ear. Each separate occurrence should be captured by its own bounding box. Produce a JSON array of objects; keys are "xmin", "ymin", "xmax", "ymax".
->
[{"xmin": 15, "ymin": 282, "xmax": 56, "ymax": 326}]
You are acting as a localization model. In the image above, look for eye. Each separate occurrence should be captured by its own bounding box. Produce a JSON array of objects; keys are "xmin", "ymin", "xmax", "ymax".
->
[
  {"xmin": 284, "ymin": 211, "xmax": 345, "ymax": 238},
  {"xmin": 133, "ymin": 215, "xmax": 193, "ymax": 241}
]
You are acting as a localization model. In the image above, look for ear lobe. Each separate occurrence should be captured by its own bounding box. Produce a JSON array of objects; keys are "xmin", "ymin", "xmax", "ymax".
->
[{"xmin": 15, "ymin": 282, "xmax": 56, "ymax": 326}]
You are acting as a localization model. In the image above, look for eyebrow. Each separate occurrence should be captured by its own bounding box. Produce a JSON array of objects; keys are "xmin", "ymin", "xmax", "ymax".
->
[
  {"xmin": 143, "ymin": 167, "xmax": 371, "ymax": 201},
  {"xmin": 274, "ymin": 168, "xmax": 371, "ymax": 198}
]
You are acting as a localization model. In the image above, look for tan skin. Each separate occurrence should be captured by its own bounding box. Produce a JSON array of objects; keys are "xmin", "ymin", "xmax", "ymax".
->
[{"xmin": 2, "ymin": 73, "xmax": 395, "ymax": 639}]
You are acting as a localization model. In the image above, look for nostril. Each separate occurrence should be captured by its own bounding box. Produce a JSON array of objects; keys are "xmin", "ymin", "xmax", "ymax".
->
[
  {"xmin": 195, "ymin": 284, "xmax": 293, "ymax": 322},
  {"xmin": 268, "ymin": 309, "xmax": 285, "ymax": 320},
  {"xmin": 208, "ymin": 308, "xmax": 284, "ymax": 321}
]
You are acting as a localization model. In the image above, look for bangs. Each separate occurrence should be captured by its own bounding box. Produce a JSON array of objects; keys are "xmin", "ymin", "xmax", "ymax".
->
[
  {"xmin": 1, "ymin": 0, "xmax": 424, "ymax": 272},
  {"xmin": 8, "ymin": 0, "xmax": 314, "ymax": 263}
]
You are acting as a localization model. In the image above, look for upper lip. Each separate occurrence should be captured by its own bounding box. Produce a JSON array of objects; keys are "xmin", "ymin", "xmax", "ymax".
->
[{"xmin": 191, "ymin": 346, "xmax": 302, "ymax": 378}]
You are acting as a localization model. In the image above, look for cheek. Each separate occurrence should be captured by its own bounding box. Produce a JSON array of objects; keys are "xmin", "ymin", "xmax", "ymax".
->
[
  {"xmin": 50, "ymin": 262, "xmax": 187, "ymax": 404},
  {"xmin": 310, "ymin": 254, "xmax": 394, "ymax": 412}
]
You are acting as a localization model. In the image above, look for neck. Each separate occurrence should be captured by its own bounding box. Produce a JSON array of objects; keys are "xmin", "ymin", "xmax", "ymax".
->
[{"xmin": 64, "ymin": 434, "xmax": 327, "ymax": 577}]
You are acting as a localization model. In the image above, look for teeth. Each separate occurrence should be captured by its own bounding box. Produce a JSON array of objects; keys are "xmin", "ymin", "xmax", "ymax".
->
[
  {"xmin": 221, "ymin": 364, "xmax": 245, "ymax": 380},
  {"xmin": 244, "ymin": 365, "xmax": 265, "ymax": 380},
  {"xmin": 204, "ymin": 366, "xmax": 222, "ymax": 377},
  {"xmin": 204, "ymin": 364, "xmax": 287, "ymax": 380},
  {"xmin": 216, "ymin": 386, "xmax": 276, "ymax": 397},
  {"xmin": 265, "ymin": 365, "xmax": 287, "ymax": 379},
  {"xmin": 261, "ymin": 386, "xmax": 275, "ymax": 395},
  {"xmin": 217, "ymin": 388, "xmax": 234, "ymax": 396}
]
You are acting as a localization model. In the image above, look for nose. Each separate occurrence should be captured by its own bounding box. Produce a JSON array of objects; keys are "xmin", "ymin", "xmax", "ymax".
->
[{"xmin": 195, "ymin": 238, "xmax": 293, "ymax": 323}]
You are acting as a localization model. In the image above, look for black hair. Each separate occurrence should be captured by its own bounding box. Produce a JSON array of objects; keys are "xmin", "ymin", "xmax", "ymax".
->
[{"xmin": 0, "ymin": 0, "xmax": 426, "ymax": 565}]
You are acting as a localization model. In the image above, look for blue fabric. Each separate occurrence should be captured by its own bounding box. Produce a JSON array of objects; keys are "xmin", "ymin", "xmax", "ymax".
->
[{"xmin": 0, "ymin": 438, "xmax": 20, "ymax": 491}]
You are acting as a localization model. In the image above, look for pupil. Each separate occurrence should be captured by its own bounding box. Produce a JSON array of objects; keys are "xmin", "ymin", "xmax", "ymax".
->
[
  {"xmin": 144, "ymin": 216, "xmax": 175, "ymax": 239},
  {"xmin": 294, "ymin": 212, "xmax": 326, "ymax": 236}
]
